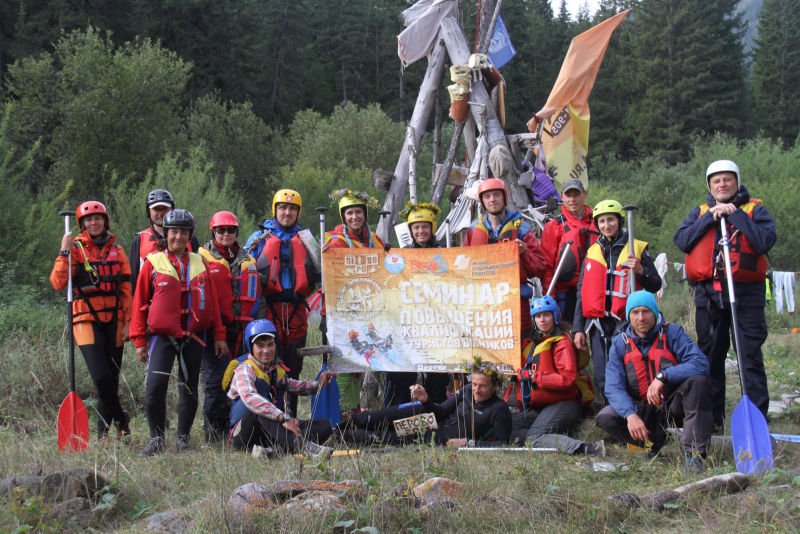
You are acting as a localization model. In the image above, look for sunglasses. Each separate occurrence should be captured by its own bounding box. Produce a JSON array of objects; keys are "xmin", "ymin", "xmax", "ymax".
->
[{"xmin": 215, "ymin": 227, "xmax": 238, "ymax": 234}]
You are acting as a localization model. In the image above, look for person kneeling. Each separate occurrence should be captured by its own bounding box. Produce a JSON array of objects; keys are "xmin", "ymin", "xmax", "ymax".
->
[
  {"xmin": 507, "ymin": 296, "xmax": 605, "ymax": 456},
  {"xmin": 226, "ymin": 319, "xmax": 334, "ymax": 459},
  {"xmin": 340, "ymin": 357, "xmax": 511, "ymax": 447},
  {"xmin": 597, "ymin": 291, "xmax": 713, "ymax": 473}
]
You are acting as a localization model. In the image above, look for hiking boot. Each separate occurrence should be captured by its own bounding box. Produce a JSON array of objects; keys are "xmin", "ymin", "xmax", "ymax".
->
[
  {"xmin": 116, "ymin": 411, "xmax": 131, "ymax": 441},
  {"xmin": 176, "ymin": 435, "xmax": 194, "ymax": 452},
  {"xmin": 303, "ymin": 441, "xmax": 334, "ymax": 461},
  {"xmin": 582, "ymin": 440, "xmax": 606, "ymax": 457},
  {"xmin": 681, "ymin": 456, "xmax": 706, "ymax": 475},
  {"xmin": 139, "ymin": 436, "xmax": 166, "ymax": 456}
]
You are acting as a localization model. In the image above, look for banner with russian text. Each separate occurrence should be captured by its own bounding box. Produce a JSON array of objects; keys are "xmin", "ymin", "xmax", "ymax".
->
[{"xmin": 323, "ymin": 243, "xmax": 521, "ymax": 373}]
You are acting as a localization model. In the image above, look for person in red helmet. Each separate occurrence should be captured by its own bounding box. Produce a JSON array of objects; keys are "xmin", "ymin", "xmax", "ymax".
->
[
  {"xmin": 464, "ymin": 178, "xmax": 548, "ymax": 344},
  {"xmin": 50, "ymin": 201, "xmax": 133, "ymax": 440},
  {"xmin": 198, "ymin": 210, "xmax": 261, "ymax": 441},
  {"xmin": 130, "ymin": 209, "xmax": 229, "ymax": 455}
]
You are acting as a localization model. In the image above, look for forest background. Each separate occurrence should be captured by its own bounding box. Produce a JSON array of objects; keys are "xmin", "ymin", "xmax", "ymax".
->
[{"xmin": 0, "ymin": 0, "xmax": 798, "ymax": 322}]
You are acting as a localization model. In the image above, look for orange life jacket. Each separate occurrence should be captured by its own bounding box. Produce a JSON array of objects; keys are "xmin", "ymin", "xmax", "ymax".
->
[
  {"xmin": 146, "ymin": 251, "xmax": 215, "ymax": 338},
  {"xmin": 467, "ymin": 218, "xmax": 520, "ymax": 245},
  {"xmin": 324, "ymin": 224, "xmax": 385, "ymax": 249},
  {"xmin": 685, "ymin": 200, "xmax": 768, "ymax": 283},
  {"xmin": 72, "ymin": 234, "xmax": 126, "ymax": 323},
  {"xmin": 622, "ymin": 327, "xmax": 678, "ymax": 400},
  {"xmin": 199, "ymin": 245, "xmax": 261, "ymax": 329},
  {"xmin": 580, "ymin": 239, "xmax": 648, "ymax": 320}
]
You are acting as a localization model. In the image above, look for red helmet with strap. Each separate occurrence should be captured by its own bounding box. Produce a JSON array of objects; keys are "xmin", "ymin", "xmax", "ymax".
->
[
  {"xmin": 76, "ymin": 201, "xmax": 109, "ymax": 229},
  {"xmin": 477, "ymin": 178, "xmax": 507, "ymax": 209},
  {"xmin": 209, "ymin": 211, "xmax": 239, "ymax": 231}
]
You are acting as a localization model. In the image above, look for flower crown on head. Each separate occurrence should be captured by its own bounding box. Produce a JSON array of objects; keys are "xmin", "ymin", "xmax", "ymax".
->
[
  {"xmin": 461, "ymin": 356, "xmax": 503, "ymax": 385},
  {"xmin": 399, "ymin": 201, "xmax": 442, "ymax": 221},
  {"xmin": 329, "ymin": 189, "xmax": 379, "ymax": 209}
]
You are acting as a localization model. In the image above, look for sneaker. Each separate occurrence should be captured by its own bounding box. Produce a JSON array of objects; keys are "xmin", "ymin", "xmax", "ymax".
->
[
  {"xmin": 583, "ymin": 440, "xmax": 606, "ymax": 457},
  {"xmin": 176, "ymin": 435, "xmax": 194, "ymax": 452},
  {"xmin": 681, "ymin": 456, "xmax": 706, "ymax": 474},
  {"xmin": 139, "ymin": 436, "xmax": 166, "ymax": 456},
  {"xmin": 303, "ymin": 441, "xmax": 334, "ymax": 461}
]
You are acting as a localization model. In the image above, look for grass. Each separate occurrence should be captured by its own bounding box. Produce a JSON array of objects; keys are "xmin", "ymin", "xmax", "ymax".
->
[{"xmin": 1, "ymin": 291, "xmax": 800, "ymax": 532}]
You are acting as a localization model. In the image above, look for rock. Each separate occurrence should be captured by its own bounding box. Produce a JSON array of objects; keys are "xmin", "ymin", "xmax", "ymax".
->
[
  {"xmin": 608, "ymin": 492, "xmax": 641, "ymax": 508},
  {"xmin": 271, "ymin": 479, "xmax": 362, "ymax": 499},
  {"xmin": 641, "ymin": 490, "xmax": 680, "ymax": 512},
  {"xmin": 146, "ymin": 511, "xmax": 188, "ymax": 533},
  {"xmin": 588, "ymin": 461, "xmax": 628, "ymax": 472},
  {"xmin": 760, "ymin": 484, "xmax": 793, "ymax": 494},
  {"xmin": 412, "ymin": 477, "xmax": 466, "ymax": 504},
  {"xmin": 781, "ymin": 394, "xmax": 800, "ymax": 408},
  {"xmin": 418, "ymin": 500, "xmax": 458, "ymax": 517},
  {"xmin": 227, "ymin": 483, "xmax": 276, "ymax": 517},
  {"xmin": 41, "ymin": 469, "xmax": 108, "ymax": 501},
  {"xmin": 51, "ymin": 497, "xmax": 93, "ymax": 524},
  {"xmin": 387, "ymin": 483, "xmax": 421, "ymax": 507},
  {"xmin": 768, "ymin": 400, "xmax": 786, "ymax": 415},
  {"xmin": 282, "ymin": 490, "xmax": 343, "ymax": 512},
  {"xmin": 0, "ymin": 475, "xmax": 44, "ymax": 497}
]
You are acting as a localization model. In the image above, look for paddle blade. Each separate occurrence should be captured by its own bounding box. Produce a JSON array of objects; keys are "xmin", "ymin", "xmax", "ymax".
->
[
  {"xmin": 57, "ymin": 391, "xmax": 89, "ymax": 453},
  {"xmin": 310, "ymin": 364, "xmax": 341, "ymax": 426},
  {"xmin": 731, "ymin": 394, "xmax": 773, "ymax": 474}
]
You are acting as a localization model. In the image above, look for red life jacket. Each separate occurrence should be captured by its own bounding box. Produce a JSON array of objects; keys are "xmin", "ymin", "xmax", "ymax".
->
[
  {"xmin": 552, "ymin": 209, "xmax": 597, "ymax": 290},
  {"xmin": 685, "ymin": 200, "xmax": 768, "ymax": 283},
  {"xmin": 72, "ymin": 234, "xmax": 126, "ymax": 323},
  {"xmin": 622, "ymin": 327, "xmax": 679, "ymax": 400},
  {"xmin": 504, "ymin": 335, "xmax": 580, "ymax": 409},
  {"xmin": 580, "ymin": 239, "xmax": 648, "ymax": 320},
  {"xmin": 137, "ymin": 227, "xmax": 194, "ymax": 266},
  {"xmin": 324, "ymin": 224, "xmax": 385, "ymax": 249},
  {"xmin": 199, "ymin": 245, "xmax": 261, "ymax": 328},
  {"xmin": 467, "ymin": 218, "xmax": 519, "ymax": 245},
  {"xmin": 146, "ymin": 251, "xmax": 215, "ymax": 338}
]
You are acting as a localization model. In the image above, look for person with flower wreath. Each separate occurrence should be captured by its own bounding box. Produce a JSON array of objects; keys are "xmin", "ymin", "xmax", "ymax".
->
[
  {"xmin": 322, "ymin": 189, "xmax": 386, "ymax": 413},
  {"xmin": 383, "ymin": 202, "xmax": 450, "ymax": 407},
  {"xmin": 337, "ymin": 356, "xmax": 511, "ymax": 447}
]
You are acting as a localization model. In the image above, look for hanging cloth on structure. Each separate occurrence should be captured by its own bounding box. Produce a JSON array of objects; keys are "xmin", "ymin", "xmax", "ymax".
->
[
  {"xmin": 773, "ymin": 271, "xmax": 796, "ymax": 315},
  {"xmin": 654, "ymin": 253, "xmax": 669, "ymax": 300},
  {"xmin": 397, "ymin": 0, "xmax": 457, "ymax": 67},
  {"xmin": 436, "ymin": 135, "xmax": 489, "ymax": 242}
]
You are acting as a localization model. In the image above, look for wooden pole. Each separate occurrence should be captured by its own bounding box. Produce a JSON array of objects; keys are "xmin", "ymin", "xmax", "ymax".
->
[
  {"xmin": 431, "ymin": 120, "xmax": 466, "ymax": 205},
  {"xmin": 479, "ymin": 0, "xmax": 505, "ymax": 55},
  {"xmin": 407, "ymin": 126, "xmax": 417, "ymax": 204}
]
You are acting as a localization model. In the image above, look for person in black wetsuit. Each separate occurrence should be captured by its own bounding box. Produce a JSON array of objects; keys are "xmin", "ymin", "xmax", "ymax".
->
[{"xmin": 340, "ymin": 358, "xmax": 511, "ymax": 447}]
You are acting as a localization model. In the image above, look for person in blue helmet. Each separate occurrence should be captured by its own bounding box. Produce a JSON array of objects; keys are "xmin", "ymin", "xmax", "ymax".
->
[
  {"xmin": 597, "ymin": 291, "xmax": 712, "ymax": 472},
  {"xmin": 506, "ymin": 295, "xmax": 605, "ymax": 456},
  {"xmin": 224, "ymin": 319, "xmax": 335, "ymax": 458}
]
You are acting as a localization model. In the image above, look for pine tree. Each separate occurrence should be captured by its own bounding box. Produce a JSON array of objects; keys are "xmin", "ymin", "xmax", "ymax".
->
[{"xmin": 752, "ymin": 0, "xmax": 800, "ymax": 146}]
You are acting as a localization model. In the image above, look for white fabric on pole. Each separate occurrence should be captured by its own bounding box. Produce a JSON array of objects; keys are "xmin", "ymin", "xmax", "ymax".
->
[
  {"xmin": 774, "ymin": 271, "xmax": 796, "ymax": 314},
  {"xmin": 398, "ymin": 0, "xmax": 457, "ymax": 67},
  {"xmin": 654, "ymin": 252, "xmax": 668, "ymax": 300},
  {"xmin": 673, "ymin": 262, "xmax": 686, "ymax": 281},
  {"xmin": 436, "ymin": 135, "xmax": 488, "ymax": 241}
]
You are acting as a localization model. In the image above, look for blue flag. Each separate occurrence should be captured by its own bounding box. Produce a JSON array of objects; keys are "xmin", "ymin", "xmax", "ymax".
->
[{"xmin": 488, "ymin": 14, "xmax": 516, "ymax": 69}]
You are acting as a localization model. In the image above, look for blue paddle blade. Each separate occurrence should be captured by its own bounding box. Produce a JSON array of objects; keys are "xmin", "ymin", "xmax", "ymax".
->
[
  {"xmin": 731, "ymin": 394, "xmax": 773, "ymax": 474},
  {"xmin": 310, "ymin": 363, "xmax": 341, "ymax": 426}
]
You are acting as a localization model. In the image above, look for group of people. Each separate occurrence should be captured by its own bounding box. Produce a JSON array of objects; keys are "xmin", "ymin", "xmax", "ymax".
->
[{"xmin": 49, "ymin": 157, "xmax": 775, "ymax": 471}]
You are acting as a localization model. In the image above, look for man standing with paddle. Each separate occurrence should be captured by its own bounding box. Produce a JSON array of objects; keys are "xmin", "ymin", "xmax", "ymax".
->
[{"xmin": 674, "ymin": 160, "xmax": 776, "ymax": 430}]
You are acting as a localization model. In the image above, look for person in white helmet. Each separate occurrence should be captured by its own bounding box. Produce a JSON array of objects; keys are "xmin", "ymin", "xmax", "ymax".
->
[{"xmin": 673, "ymin": 160, "xmax": 776, "ymax": 430}]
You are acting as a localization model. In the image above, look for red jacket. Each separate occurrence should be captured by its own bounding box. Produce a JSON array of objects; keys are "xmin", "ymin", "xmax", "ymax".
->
[
  {"xmin": 540, "ymin": 206, "xmax": 597, "ymax": 293},
  {"xmin": 506, "ymin": 333, "xmax": 579, "ymax": 409},
  {"xmin": 130, "ymin": 250, "xmax": 226, "ymax": 348}
]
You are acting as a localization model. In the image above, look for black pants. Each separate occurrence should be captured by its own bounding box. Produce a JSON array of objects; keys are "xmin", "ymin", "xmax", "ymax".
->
[
  {"xmin": 202, "ymin": 342, "xmax": 230, "ymax": 433},
  {"xmin": 76, "ymin": 321, "xmax": 126, "ymax": 436},
  {"xmin": 695, "ymin": 296, "xmax": 769, "ymax": 425},
  {"xmin": 231, "ymin": 411, "xmax": 332, "ymax": 452},
  {"xmin": 596, "ymin": 375, "xmax": 713, "ymax": 456},
  {"xmin": 145, "ymin": 334, "xmax": 204, "ymax": 439},
  {"xmin": 588, "ymin": 317, "xmax": 618, "ymax": 397},
  {"xmin": 349, "ymin": 404, "xmax": 453, "ymax": 445},
  {"xmin": 278, "ymin": 336, "xmax": 306, "ymax": 417},
  {"xmin": 384, "ymin": 373, "xmax": 450, "ymax": 406},
  {"xmin": 555, "ymin": 289, "xmax": 578, "ymax": 328}
]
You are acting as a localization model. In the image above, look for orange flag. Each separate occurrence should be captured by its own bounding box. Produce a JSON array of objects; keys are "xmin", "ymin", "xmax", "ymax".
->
[{"xmin": 527, "ymin": 9, "xmax": 631, "ymax": 189}]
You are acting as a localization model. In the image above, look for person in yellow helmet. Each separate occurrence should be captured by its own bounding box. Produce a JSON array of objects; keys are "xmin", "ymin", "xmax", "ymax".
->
[
  {"xmin": 244, "ymin": 189, "xmax": 320, "ymax": 417},
  {"xmin": 402, "ymin": 202, "xmax": 442, "ymax": 248},
  {"xmin": 572, "ymin": 199, "xmax": 661, "ymax": 405}
]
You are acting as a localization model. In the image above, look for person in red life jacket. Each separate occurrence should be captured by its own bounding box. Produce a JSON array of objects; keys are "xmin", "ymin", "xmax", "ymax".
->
[
  {"xmin": 50, "ymin": 201, "xmax": 133, "ymax": 441},
  {"xmin": 225, "ymin": 319, "xmax": 335, "ymax": 458},
  {"xmin": 322, "ymin": 189, "xmax": 386, "ymax": 414},
  {"xmin": 540, "ymin": 178, "xmax": 597, "ymax": 324},
  {"xmin": 244, "ymin": 189, "xmax": 320, "ymax": 418},
  {"xmin": 572, "ymin": 200, "xmax": 661, "ymax": 402},
  {"xmin": 673, "ymin": 160, "xmax": 776, "ymax": 428},
  {"xmin": 507, "ymin": 296, "xmax": 605, "ymax": 455},
  {"xmin": 198, "ymin": 210, "xmax": 261, "ymax": 442},
  {"xmin": 130, "ymin": 209, "xmax": 229, "ymax": 456},
  {"xmin": 339, "ymin": 357, "xmax": 511, "ymax": 447},
  {"xmin": 129, "ymin": 189, "xmax": 199, "ymax": 295},
  {"xmin": 464, "ymin": 178, "xmax": 547, "ymax": 342},
  {"xmin": 383, "ymin": 203, "xmax": 450, "ymax": 407},
  {"xmin": 597, "ymin": 291, "xmax": 712, "ymax": 473}
]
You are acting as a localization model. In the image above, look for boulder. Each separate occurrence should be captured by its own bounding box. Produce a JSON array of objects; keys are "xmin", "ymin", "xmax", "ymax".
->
[
  {"xmin": 41, "ymin": 469, "xmax": 108, "ymax": 501},
  {"xmin": 227, "ymin": 483, "xmax": 276, "ymax": 517},
  {"xmin": 282, "ymin": 490, "xmax": 343, "ymax": 512},
  {"xmin": 412, "ymin": 477, "xmax": 466, "ymax": 504},
  {"xmin": 51, "ymin": 497, "xmax": 93, "ymax": 524},
  {"xmin": 271, "ymin": 479, "xmax": 362, "ymax": 499},
  {"xmin": 146, "ymin": 511, "xmax": 188, "ymax": 533}
]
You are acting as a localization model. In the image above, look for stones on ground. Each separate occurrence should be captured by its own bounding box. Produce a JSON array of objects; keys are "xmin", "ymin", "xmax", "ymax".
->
[
  {"xmin": 418, "ymin": 500, "xmax": 458, "ymax": 517},
  {"xmin": 0, "ymin": 469, "xmax": 108, "ymax": 501},
  {"xmin": 608, "ymin": 493, "xmax": 641, "ymax": 507},
  {"xmin": 227, "ymin": 483, "xmax": 277, "ymax": 517},
  {"xmin": 588, "ymin": 461, "xmax": 628, "ymax": 472},
  {"xmin": 271, "ymin": 479, "xmax": 362, "ymax": 499},
  {"xmin": 51, "ymin": 497, "xmax": 93, "ymax": 524},
  {"xmin": 146, "ymin": 511, "xmax": 188, "ymax": 533},
  {"xmin": 282, "ymin": 490, "xmax": 344, "ymax": 512},
  {"xmin": 609, "ymin": 472, "xmax": 751, "ymax": 512},
  {"xmin": 388, "ymin": 482, "xmax": 421, "ymax": 507},
  {"xmin": 412, "ymin": 477, "xmax": 465, "ymax": 505},
  {"xmin": 227, "ymin": 480, "xmax": 362, "ymax": 517}
]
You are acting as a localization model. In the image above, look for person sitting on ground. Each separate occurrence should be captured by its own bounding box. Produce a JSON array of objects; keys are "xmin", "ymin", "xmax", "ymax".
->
[
  {"xmin": 226, "ymin": 319, "xmax": 334, "ymax": 458},
  {"xmin": 597, "ymin": 291, "xmax": 713, "ymax": 472},
  {"xmin": 507, "ymin": 296, "xmax": 605, "ymax": 456},
  {"xmin": 339, "ymin": 357, "xmax": 511, "ymax": 447}
]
